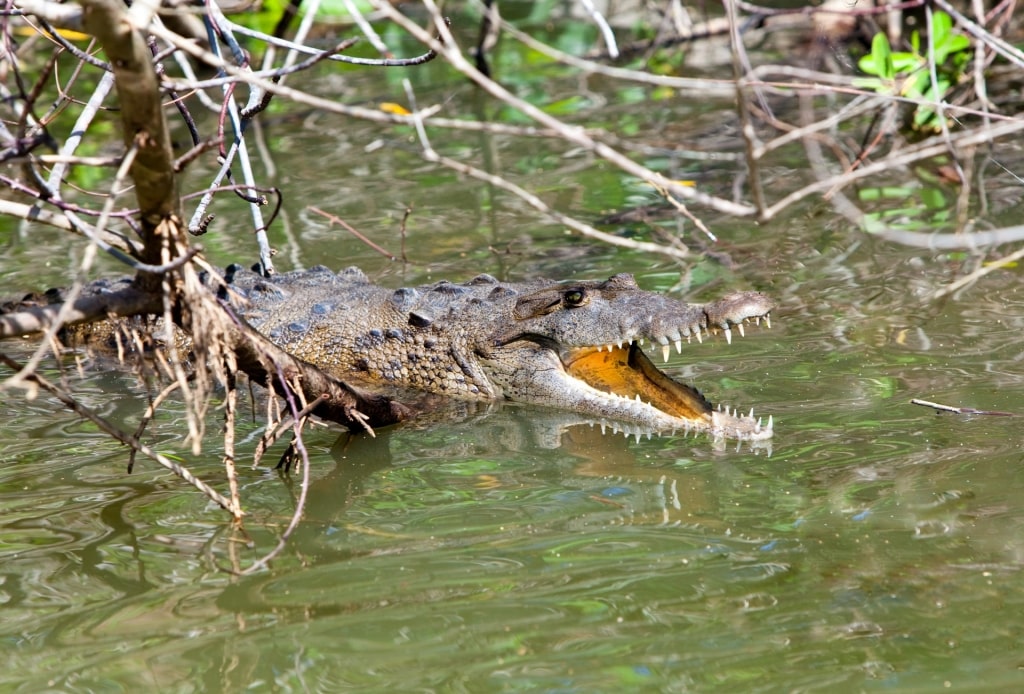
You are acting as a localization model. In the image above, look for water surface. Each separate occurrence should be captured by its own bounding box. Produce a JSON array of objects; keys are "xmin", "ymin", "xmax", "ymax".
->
[{"xmin": 3, "ymin": 10, "xmax": 1024, "ymax": 692}]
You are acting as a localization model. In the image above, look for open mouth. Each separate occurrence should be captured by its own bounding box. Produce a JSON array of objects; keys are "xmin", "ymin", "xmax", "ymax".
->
[
  {"xmin": 561, "ymin": 339, "xmax": 772, "ymax": 439},
  {"xmin": 564, "ymin": 342, "xmax": 714, "ymax": 421}
]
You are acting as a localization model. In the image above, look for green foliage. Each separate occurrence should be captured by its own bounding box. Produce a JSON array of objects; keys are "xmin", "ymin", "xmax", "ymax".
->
[{"xmin": 856, "ymin": 11, "xmax": 971, "ymax": 131}]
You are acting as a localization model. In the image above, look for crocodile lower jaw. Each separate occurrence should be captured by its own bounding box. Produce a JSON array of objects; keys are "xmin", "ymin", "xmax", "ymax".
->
[{"xmin": 563, "ymin": 342, "xmax": 773, "ymax": 441}]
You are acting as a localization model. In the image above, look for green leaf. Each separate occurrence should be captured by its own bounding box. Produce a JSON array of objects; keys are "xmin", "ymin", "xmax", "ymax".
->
[
  {"xmin": 931, "ymin": 9, "xmax": 952, "ymax": 45},
  {"xmin": 920, "ymin": 187, "xmax": 948, "ymax": 209},
  {"xmin": 891, "ymin": 52, "xmax": 923, "ymax": 74},
  {"xmin": 903, "ymin": 71, "xmax": 931, "ymax": 99},
  {"xmin": 931, "ymin": 11, "xmax": 971, "ymax": 63},
  {"xmin": 859, "ymin": 32, "xmax": 894, "ymax": 79}
]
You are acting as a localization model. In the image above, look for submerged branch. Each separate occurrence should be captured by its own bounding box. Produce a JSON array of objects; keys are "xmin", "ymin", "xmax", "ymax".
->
[{"xmin": 911, "ymin": 398, "xmax": 1015, "ymax": 417}]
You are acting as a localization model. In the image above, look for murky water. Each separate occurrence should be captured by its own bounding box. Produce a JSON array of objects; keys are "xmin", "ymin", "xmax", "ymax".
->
[{"xmin": 4, "ymin": 10, "xmax": 1024, "ymax": 692}]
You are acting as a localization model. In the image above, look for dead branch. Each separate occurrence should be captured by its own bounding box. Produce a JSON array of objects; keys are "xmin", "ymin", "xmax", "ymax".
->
[
  {"xmin": 911, "ymin": 398, "xmax": 1015, "ymax": 416},
  {"xmin": 0, "ymin": 285, "xmax": 162, "ymax": 340},
  {"xmin": 79, "ymin": 0, "xmax": 179, "ymax": 260}
]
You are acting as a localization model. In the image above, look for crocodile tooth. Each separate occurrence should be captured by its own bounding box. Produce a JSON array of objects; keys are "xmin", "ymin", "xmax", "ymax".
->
[
  {"xmin": 638, "ymin": 338, "xmax": 644, "ymax": 346},
  {"xmin": 617, "ymin": 341, "xmax": 624, "ymax": 349},
  {"xmin": 749, "ymin": 408, "xmax": 754, "ymax": 419},
  {"xmin": 600, "ymin": 423, "xmax": 607, "ymax": 435},
  {"xmin": 661, "ymin": 345, "xmax": 671, "ymax": 363},
  {"xmin": 755, "ymin": 418, "xmax": 762, "ymax": 433},
  {"xmin": 635, "ymin": 432, "xmax": 642, "ymax": 443},
  {"xmin": 738, "ymin": 323, "xmax": 745, "ymax": 338},
  {"xmin": 765, "ymin": 313, "xmax": 772, "ymax": 329},
  {"xmin": 695, "ymin": 330, "xmax": 702, "ymax": 344},
  {"xmin": 674, "ymin": 339, "xmax": 682, "ymax": 354},
  {"xmin": 724, "ymin": 326, "xmax": 733, "ymax": 344},
  {"xmin": 767, "ymin": 415, "xmax": 774, "ymax": 430}
]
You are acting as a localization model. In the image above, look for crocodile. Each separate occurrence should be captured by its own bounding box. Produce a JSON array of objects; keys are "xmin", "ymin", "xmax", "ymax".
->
[{"xmin": 217, "ymin": 264, "xmax": 775, "ymax": 441}]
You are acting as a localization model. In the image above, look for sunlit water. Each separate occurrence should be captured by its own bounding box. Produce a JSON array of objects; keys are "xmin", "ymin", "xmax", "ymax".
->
[{"xmin": 4, "ymin": 11, "xmax": 1024, "ymax": 692}]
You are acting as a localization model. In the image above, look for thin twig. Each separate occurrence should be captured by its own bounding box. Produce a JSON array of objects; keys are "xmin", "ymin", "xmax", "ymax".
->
[
  {"xmin": 578, "ymin": 0, "xmax": 618, "ymax": 59},
  {"xmin": 911, "ymin": 398, "xmax": 1014, "ymax": 416},
  {"xmin": 308, "ymin": 207, "xmax": 396, "ymax": 260}
]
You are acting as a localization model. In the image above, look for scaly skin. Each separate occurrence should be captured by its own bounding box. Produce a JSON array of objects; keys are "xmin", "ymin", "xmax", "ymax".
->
[{"xmin": 223, "ymin": 265, "xmax": 775, "ymax": 440}]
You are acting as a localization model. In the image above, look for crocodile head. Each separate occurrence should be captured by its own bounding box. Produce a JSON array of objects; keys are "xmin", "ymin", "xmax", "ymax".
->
[{"xmin": 480, "ymin": 273, "xmax": 774, "ymax": 441}]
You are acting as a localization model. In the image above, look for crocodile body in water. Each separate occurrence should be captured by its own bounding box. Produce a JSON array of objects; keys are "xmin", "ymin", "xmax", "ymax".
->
[{"xmin": 217, "ymin": 265, "xmax": 775, "ymax": 441}]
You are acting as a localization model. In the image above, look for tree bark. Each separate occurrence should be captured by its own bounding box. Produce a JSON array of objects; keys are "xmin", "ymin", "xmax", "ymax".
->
[{"xmin": 80, "ymin": 0, "xmax": 180, "ymax": 273}]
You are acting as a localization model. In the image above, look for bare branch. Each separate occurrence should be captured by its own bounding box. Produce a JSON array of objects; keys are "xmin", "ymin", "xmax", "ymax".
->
[
  {"xmin": 11, "ymin": 0, "xmax": 84, "ymax": 31},
  {"xmin": 78, "ymin": 0, "xmax": 180, "ymax": 246}
]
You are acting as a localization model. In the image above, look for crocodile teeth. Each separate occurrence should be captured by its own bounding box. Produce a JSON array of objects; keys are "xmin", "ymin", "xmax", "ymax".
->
[
  {"xmin": 749, "ymin": 408, "xmax": 754, "ymax": 418},
  {"xmin": 661, "ymin": 345, "xmax": 671, "ymax": 363},
  {"xmin": 738, "ymin": 323, "xmax": 745, "ymax": 338},
  {"xmin": 674, "ymin": 339, "xmax": 682, "ymax": 354},
  {"xmin": 724, "ymin": 326, "xmax": 732, "ymax": 345},
  {"xmin": 695, "ymin": 330, "xmax": 702, "ymax": 344},
  {"xmin": 765, "ymin": 313, "xmax": 772, "ymax": 329}
]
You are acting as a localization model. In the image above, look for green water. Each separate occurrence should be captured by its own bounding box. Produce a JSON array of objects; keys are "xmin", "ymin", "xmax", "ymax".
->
[{"xmin": 4, "ymin": 9, "xmax": 1024, "ymax": 692}]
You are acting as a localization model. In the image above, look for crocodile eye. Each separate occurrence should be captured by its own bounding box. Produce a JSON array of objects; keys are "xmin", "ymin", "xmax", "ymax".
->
[{"xmin": 563, "ymin": 289, "xmax": 588, "ymax": 307}]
